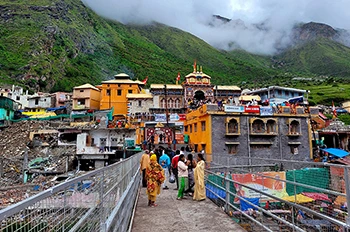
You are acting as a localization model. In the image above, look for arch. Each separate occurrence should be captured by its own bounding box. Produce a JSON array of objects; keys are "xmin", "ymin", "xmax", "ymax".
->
[
  {"xmin": 252, "ymin": 119, "xmax": 265, "ymax": 133},
  {"xmin": 290, "ymin": 120, "xmax": 300, "ymax": 134},
  {"xmin": 161, "ymin": 98, "xmax": 166, "ymax": 108},
  {"xmin": 175, "ymin": 98, "xmax": 180, "ymax": 108},
  {"xmin": 228, "ymin": 118, "xmax": 239, "ymax": 133},
  {"xmin": 194, "ymin": 90, "xmax": 205, "ymax": 101},
  {"xmin": 266, "ymin": 119, "xmax": 277, "ymax": 133}
]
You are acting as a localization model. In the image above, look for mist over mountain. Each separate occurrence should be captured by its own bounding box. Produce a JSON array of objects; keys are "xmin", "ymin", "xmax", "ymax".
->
[{"xmin": 82, "ymin": 0, "xmax": 350, "ymax": 55}]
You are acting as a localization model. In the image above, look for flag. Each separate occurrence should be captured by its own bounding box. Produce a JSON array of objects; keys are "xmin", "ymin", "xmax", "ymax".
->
[
  {"xmin": 142, "ymin": 76, "xmax": 148, "ymax": 85},
  {"xmin": 332, "ymin": 101, "xmax": 337, "ymax": 118},
  {"xmin": 176, "ymin": 72, "xmax": 181, "ymax": 81}
]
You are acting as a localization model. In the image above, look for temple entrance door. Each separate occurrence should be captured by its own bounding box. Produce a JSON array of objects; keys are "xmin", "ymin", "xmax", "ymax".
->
[{"xmin": 194, "ymin": 90, "xmax": 205, "ymax": 101}]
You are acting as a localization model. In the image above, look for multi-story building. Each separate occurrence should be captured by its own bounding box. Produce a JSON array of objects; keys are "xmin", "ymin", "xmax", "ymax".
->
[
  {"xmin": 149, "ymin": 84, "xmax": 185, "ymax": 114},
  {"xmin": 99, "ymin": 73, "xmax": 143, "ymax": 117},
  {"xmin": 246, "ymin": 86, "xmax": 307, "ymax": 104},
  {"xmin": 23, "ymin": 93, "xmax": 55, "ymax": 117},
  {"xmin": 184, "ymin": 104, "xmax": 318, "ymax": 164},
  {"xmin": 72, "ymin": 84, "xmax": 101, "ymax": 111}
]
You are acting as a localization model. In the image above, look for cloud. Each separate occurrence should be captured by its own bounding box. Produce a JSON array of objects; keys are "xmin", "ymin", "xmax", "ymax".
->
[{"xmin": 82, "ymin": 0, "xmax": 350, "ymax": 55}]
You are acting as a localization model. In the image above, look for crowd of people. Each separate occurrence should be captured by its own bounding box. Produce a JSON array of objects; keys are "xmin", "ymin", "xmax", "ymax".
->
[{"xmin": 140, "ymin": 146, "xmax": 206, "ymax": 207}]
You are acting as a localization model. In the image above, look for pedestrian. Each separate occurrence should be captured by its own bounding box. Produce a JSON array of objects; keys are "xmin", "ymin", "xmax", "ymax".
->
[
  {"xmin": 140, "ymin": 150, "xmax": 150, "ymax": 188},
  {"xmin": 146, "ymin": 154, "xmax": 165, "ymax": 207},
  {"xmin": 142, "ymin": 139, "xmax": 147, "ymax": 150},
  {"xmin": 159, "ymin": 133, "xmax": 164, "ymax": 143},
  {"xmin": 177, "ymin": 154, "xmax": 188, "ymax": 200},
  {"xmin": 193, "ymin": 153, "xmax": 206, "ymax": 201},
  {"xmin": 184, "ymin": 153, "xmax": 197, "ymax": 196},
  {"xmin": 171, "ymin": 150, "xmax": 181, "ymax": 190},
  {"xmin": 159, "ymin": 150, "xmax": 171, "ymax": 190}
]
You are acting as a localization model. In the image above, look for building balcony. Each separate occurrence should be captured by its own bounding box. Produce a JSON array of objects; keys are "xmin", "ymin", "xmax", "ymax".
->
[
  {"xmin": 250, "ymin": 131, "xmax": 278, "ymax": 136},
  {"xmin": 287, "ymin": 132, "xmax": 302, "ymax": 136}
]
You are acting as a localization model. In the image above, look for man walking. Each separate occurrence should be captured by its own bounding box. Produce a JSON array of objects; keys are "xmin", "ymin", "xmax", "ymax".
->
[{"xmin": 159, "ymin": 150, "xmax": 171, "ymax": 189}]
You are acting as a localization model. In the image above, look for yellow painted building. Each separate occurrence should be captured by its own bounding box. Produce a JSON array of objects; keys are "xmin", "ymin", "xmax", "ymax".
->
[
  {"xmin": 99, "ymin": 73, "xmax": 143, "ymax": 117},
  {"xmin": 72, "ymin": 84, "xmax": 101, "ymax": 110},
  {"xmin": 184, "ymin": 104, "xmax": 212, "ymax": 161}
]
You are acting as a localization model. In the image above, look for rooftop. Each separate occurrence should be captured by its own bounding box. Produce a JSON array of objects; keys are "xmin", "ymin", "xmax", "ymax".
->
[{"xmin": 74, "ymin": 84, "xmax": 100, "ymax": 91}]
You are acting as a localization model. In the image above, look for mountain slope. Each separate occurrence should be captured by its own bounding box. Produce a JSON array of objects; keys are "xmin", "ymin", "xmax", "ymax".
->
[
  {"xmin": 274, "ymin": 38, "xmax": 350, "ymax": 76},
  {"xmin": 0, "ymin": 0, "xmax": 279, "ymax": 92}
]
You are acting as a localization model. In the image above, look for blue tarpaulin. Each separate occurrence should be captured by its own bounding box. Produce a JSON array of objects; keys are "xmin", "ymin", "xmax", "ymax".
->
[
  {"xmin": 206, "ymin": 184, "xmax": 226, "ymax": 199},
  {"xmin": 240, "ymin": 198, "xmax": 259, "ymax": 211},
  {"xmin": 288, "ymin": 96, "xmax": 304, "ymax": 104},
  {"xmin": 321, "ymin": 148, "xmax": 349, "ymax": 158}
]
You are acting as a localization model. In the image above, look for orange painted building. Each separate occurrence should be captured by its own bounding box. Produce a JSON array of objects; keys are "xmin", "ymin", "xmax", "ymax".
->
[
  {"xmin": 72, "ymin": 84, "xmax": 101, "ymax": 110},
  {"xmin": 99, "ymin": 73, "xmax": 144, "ymax": 117},
  {"xmin": 184, "ymin": 104, "xmax": 212, "ymax": 161}
]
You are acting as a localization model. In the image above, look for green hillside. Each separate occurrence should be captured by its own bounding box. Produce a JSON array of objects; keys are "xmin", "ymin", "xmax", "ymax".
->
[
  {"xmin": 0, "ymin": 0, "xmax": 278, "ymax": 92},
  {"xmin": 275, "ymin": 38, "xmax": 350, "ymax": 77},
  {"xmin": 0, "ymin": 0, "xmax": 350, "ymax": 105}
]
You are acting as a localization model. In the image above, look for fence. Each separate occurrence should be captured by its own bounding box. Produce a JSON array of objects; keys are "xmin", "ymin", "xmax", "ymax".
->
[
  {"xmin": 0, "ymin": 152, "xmax": 142, "ymax": 232},
  {"xmin": 205, "ymin": 155, "xmax": 350, "ymax": 232}
]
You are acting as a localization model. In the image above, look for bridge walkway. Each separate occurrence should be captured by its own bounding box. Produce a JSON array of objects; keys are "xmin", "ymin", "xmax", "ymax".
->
[{"xmin": 132, "ymin": 182, "xmax": 245, "ymax": 232}]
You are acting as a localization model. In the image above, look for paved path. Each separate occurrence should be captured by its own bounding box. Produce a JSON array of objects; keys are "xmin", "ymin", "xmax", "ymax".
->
[{"xmin": 132, "ymin": 182, "xmax": 245, "ymax": 232}]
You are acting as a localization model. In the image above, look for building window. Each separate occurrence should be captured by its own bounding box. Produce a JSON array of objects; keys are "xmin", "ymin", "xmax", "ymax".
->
[
  {"xmin": 290, "ymin": 145, "xmax": 299, "ymax": 155},
  {"xmin": 16, "ymin": 96, "xmax": 20, "ymax": 101},
  {"xmin": 252, "ymin": 119, "xmax": 265, "ymax": 133},
  {"xmin": 201, "ymin": 121, "xmax": 206, "ymax": 131},
  {"xmin": 266, "ymin": 119, "xmax": 277, "ymax": 133},
  {"xmin": 201, "ymin": 144, "xmax": 206, "ymax": 152},
  {"xmin": 289, "ymin": 120, "xmax": 300, "ymax": 134},
  {"xmin": 226, "ymin": 144, "xmax": 238, "ymax": 154},
  {"xmin": 161, "ymin": 98, "xmax": 166, "ymax": 108},
  {"xmin": 168, "ymin": 99, "xmax": 172, "ymax": 108},
  {"xmin": 278, "ymin": 90, "xmax": 282, "ymax": 95},
  {"xmin": 77, "ymin": 99, "xmax": 85, "ymax": 105},
  {"xmin": 106, "ymin": 89, "xmax": 111, "ymax": 96},
  {"xmin": 129, "ymin": 85, "xmax": 132, "ymax": 87},
  {"xmin": 190, "ymin": 125, "xmax": 192, "ymax": 133},
  {"xmin": 128, "ymin": 90, "xmax": 133, "ymax": 94},
  {"xmin": 35, "ymin": 99, "xmax": 39, "ymax": 105},
  {"xmin": 118, "ymin": 84, "xmax": 121, "ymax": 87},
  {"xmin": 185, "ymin": 126, "xmax": 188, "ymax": 132},
  {"xmin": 285, "ymin": 91, "xmax": 289, "ymax": 97},
  {"xmin": 138, "ymin": 100, "xmax": 142, "ymax": 107},
  {"xmin": 228, "ymin": 119, "xmax": 239, "ymax": 133},
  {"xmin": 175, "ymin": 99, "xmax": 180, "ymax": 108},
  {"xmin": 117, "ymin": 90, "xmax": 122, "ymax": 96},
  {"xmin": 194, "ymin": 123, "xmax": 197, "ymax": 132}
]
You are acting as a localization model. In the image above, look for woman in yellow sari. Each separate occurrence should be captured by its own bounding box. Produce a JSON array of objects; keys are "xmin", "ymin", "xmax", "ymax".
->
[
  {"xmin": 146, "ymin": 154, "xmax": 165, "ymax": 207},
  {"xmin": 193, "ymin": 153, "xmax": 206, "ymax": 201}
]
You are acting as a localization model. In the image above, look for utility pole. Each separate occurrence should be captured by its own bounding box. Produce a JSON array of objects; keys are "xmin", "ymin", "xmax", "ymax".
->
[{"xmin": 164, "ymin": 84, "xmax": 169, "ymax": 127}]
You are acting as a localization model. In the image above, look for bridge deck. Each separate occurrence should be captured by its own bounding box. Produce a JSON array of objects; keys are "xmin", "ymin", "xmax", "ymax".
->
[{"xmin": 132, "ymin": 182, "xmax": 245, "ymax": 232}]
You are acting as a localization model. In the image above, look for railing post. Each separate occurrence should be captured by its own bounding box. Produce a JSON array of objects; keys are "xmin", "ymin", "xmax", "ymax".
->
[
  {"xmin": 225, "ymin": 173, "xmax": 230, "ymax": 212},
  {"xmin": 344, "ymin": 167, "xmax": 350, "ymax": 229}
]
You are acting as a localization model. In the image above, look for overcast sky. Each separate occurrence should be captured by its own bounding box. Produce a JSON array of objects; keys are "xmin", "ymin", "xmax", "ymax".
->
[{"xmin": 82, "ymin": 0, "xmax": 350, "ymax": 54}]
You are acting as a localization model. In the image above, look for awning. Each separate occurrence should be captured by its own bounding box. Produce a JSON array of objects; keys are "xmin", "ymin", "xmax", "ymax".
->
[
  {"xmin": 288, "ymin": 96, "xmax": 303, "ymax": 104},
  {"xmin": 321, "ymin": 148, "xmax": 349, "ymax": 158},
  {"xmin": 301, "ymin": 192, "xmax": 331, "ymax": 202},
  {"xmin": 282, "ymin": 194, "xmax": 314, "ymax": 203}
]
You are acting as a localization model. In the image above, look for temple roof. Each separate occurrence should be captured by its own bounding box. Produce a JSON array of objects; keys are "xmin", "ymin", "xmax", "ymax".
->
[
  {"xmin": 150, "ymin": 84, "xmax": 183, "ymax": 89},
  {"xmin": 74, "ymin": 83, "xmax": 100, "ymax": 91}
]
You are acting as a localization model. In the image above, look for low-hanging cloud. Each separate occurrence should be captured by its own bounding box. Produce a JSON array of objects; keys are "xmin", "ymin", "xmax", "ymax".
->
[{"xmin": 82, "ymin": 0, "xmax": 350, "ymax": 55}]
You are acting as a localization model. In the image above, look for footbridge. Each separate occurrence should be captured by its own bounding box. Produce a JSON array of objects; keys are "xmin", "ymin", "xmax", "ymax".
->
[{"xmin": 1, "ymin": 152, "xmax": 350, "ymax": 232}]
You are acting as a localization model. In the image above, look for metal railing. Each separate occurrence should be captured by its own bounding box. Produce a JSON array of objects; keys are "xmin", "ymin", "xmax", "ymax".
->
[
  {"xmin": 205, "ymin": 155, "xmax": 350, "ymax": 232},
  {"xmin": 0, "ymin": 152, "xmax": 142, "ymax": 232}
]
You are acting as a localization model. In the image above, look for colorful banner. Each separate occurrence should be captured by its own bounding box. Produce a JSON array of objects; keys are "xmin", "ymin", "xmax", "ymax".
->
[
  {"xmin": 244, "ymin": 106, "xmax": 260, "ymax": 113},
  {"xmin": 260, "ymin": 106, "xmax": 273, "ymax": 116},
  {"xmin": 232, "ymin": 172, "xmax": 288, "ymax": 203},
  {"xmin": 224, "ymin": 105, "xmax": 244, "ymax": 113},
  {"xmin": 170, "ymin": 113, "xmax": 179, "ymax": 121}
]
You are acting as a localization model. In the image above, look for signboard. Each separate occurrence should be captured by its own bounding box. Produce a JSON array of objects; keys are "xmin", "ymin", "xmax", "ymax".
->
[
  {"xmin": 155, "ymin": 114, "xmax": 166, "ymax": 122},
  {"xmin": 125, "ymin": 138, "xmax": 135, "ymax": 148},
  {"xmin": 178, "ymin": 114, "xmax": 186, "ymax": 121},
  {"xmin": 231, "ymin": 172, "xmax": 288, "ymax": 203},
  {"xmin": 224, "ymin": 105, "xmax": 244, "ymax": 113},
  {"xmin": 244, "ymin": 106, "xmax": 260, "ymax": 113},
  {"xmin": 170, "ymin": 113, "xmax": 180, "ymax": 121},
  {"xmin": 260, "ymin": 106, "xmax": 273, "ymax": 116}
]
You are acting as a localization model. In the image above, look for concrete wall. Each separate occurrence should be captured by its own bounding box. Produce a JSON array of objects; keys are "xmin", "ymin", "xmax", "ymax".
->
[
  {"xmin": 73, "ymin": 88, "xmax": 100, "ymax": 110},
  {"xmin": 210, "ymin": 114, "xmax": 312, "ymax": 166},
  {"xmin": 129, "ymin": 98, "xmax": 153, "ymax": 114},
  {"xmin": 28, "ymin": 96, "xmax": 53, "ymax": 108}
]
